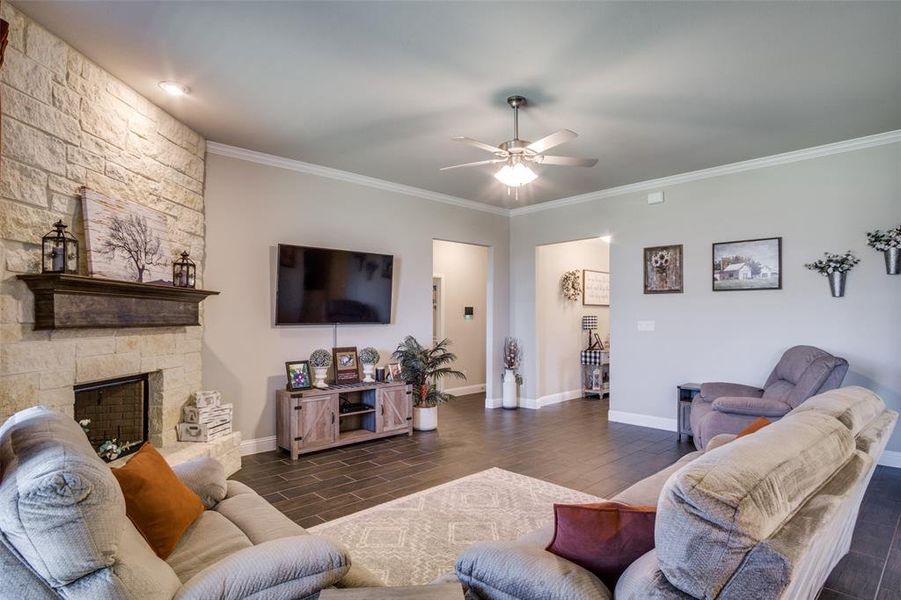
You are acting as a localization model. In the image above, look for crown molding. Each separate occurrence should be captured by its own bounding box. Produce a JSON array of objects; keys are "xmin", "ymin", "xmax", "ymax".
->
[
  {"xmin": 205, "ymin": 141, "xmax": 509, "ymax": 216},
  {"xmin": 509, "ymin": 129, "xmax": 901, "ymax": 216}
]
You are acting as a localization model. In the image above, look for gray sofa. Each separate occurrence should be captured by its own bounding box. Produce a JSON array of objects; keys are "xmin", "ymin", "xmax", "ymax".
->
[
  {"xmin": 455, "ymin": 386, "xmax": 897, "ymax": 600},
  {"xmin": 0, "ymin": 406, "xmax": 382, "ymax": 599},
  {"xmin": 691, "ymin": 345, "xmax": 848, "ymax": 449}
]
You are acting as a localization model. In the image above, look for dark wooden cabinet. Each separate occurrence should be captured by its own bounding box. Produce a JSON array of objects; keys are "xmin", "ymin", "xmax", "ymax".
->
[
  {"xmin": 277, "ymin": 382, "xmax": 411, "ymax": 460},
  {"xmin": 379, "ymin": 386, "xmax": 412, "ymax": 433}
]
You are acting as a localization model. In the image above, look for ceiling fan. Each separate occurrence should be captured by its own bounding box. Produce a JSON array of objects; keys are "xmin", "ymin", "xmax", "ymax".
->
[{"xmin": 441, "ymin": 95, "xmax": 598, "ymax": 188}]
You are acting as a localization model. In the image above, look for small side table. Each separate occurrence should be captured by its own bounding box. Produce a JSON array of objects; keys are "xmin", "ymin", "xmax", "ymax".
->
[{"xmin": 677, "ymin": 383, "xmax": 701, "ymax": 441}]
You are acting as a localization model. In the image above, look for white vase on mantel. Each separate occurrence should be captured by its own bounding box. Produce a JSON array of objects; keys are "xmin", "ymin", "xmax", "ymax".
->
[
  {"xmin": 313, "ymin": 367, "xmax": 329, "ymax": 389},
  {"xmin": 502, "ymin": 368, "xmax": 518, "ymax": 409},
  {"xmin": 361, "ymin": 363, "xmax": 376, "ymax": 383}
]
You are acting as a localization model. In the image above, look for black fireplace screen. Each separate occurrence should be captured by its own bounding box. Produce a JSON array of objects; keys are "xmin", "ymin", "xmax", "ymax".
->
[{"xmin": 74, "ymin": 374, "xmax": 149, "ymax": 460}]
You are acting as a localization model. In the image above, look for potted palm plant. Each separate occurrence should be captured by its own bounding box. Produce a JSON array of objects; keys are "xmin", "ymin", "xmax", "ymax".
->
[{"xmin": 392, "ymin": 335, "xmax": 465, "ymax": 431}]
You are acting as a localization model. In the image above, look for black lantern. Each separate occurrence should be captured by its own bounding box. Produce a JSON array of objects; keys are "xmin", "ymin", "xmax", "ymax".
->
[
  {"xmin": 41, "ymin": 220, "xmax": 79, "ymax": 274},
  {"xmin": 172, "ymin": 251, "xmax": 196, "ymax": 288}
]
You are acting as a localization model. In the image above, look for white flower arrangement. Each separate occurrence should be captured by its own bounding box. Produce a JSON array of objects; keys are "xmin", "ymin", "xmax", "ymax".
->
[
  {"xmin": 503, "ymin": 337, "xmax": 522, "ymax": 370},
  {"xmin": 310, "ymin": 348, "xmax": 332, "ymax": 368},
  {"xmin": 866, "ymin": 225, "xmax": 901, "ymax": 251},
  {"xmin": 805, "ymin": 251, "xmax": 860, "ymax": 275},
  {"xmin": 561, "ymin": 270, "xmax": 582, "ymax": 302},
  {"xmin": 359, "ymin": 347, "xmax": 380, "ymax": 365},
  {"xmin": 97, "ymin": 439, "xmax": 140, "ymax": 462},
  {"xmin": 650, "ymin": 249, "xmax": 672, "ymax": 271}
]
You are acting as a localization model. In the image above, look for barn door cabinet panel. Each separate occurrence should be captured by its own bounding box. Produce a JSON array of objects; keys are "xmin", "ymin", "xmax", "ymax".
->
[{"xmin": 276, "ymin": 382, "xmax": 412, "ymax": 460}]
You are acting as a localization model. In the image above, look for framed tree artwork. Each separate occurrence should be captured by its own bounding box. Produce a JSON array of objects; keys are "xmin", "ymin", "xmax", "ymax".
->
[
  {"xmin": 643, "ymin": 244, "xmax": 683, "ymax": 294},
  {"xmin": 81, "ymin": 188, "xmax": 174, "ymax": 285}
]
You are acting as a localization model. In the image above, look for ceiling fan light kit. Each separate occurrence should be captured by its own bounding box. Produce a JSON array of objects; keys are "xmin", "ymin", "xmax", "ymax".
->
[{"xmin": 442, "ymin": 95, "xmax": 598, "ymax": 189}]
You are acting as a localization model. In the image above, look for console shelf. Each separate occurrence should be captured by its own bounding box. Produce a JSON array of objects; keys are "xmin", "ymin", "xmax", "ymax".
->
[{"xmin": 276, "ymin": 381, "xmax": 412, "ymax": 460}]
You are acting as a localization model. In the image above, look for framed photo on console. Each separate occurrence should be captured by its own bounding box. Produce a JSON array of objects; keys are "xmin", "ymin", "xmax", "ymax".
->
[
  {"xmin": 285, "ymin": 360, "xmax": 312, "ymax": 391},
  {"xmin": 333, "ymin": 347, "xmax": 360, "ymax": 384}
]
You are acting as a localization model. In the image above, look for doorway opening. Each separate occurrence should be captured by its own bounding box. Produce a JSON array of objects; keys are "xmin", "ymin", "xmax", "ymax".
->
[
  {"xmin": 432, "ymin": 240, "xmax": 489, "ymax": 398},
  {"xmin": 534, "ymin": 236, "xmax": 611, "ymax": 409}
]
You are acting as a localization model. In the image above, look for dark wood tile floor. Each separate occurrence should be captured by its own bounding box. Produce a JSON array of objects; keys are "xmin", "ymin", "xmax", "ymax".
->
[{"xmin": 233, "ymin": 393, "xmax": 901, "ymax": 598}]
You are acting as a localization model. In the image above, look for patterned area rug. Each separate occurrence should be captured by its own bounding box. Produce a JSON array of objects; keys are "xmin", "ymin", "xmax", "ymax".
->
[{"xmin": 308, "ymin": 467, "xmax": 602, "ymax": 586}]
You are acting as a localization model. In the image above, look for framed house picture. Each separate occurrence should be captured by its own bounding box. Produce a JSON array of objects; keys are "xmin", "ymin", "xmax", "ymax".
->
[
  {"xmin": 643, "ymin": 244, "xmax": 683, "ymax": 294},
  {"xmin": 713, "ymin": 237, "xmax": 782, "ymax": 291},
  {"xmin": 285, "ymin": 360, "xmax": 312, "ymax": 391},
  {"xmin": 333, "ymin": 347, "xmax": 360, "ymax": 384},
  {"xmin": 583, "ymin": 270, "xmax": 610, "ymax": 306}
]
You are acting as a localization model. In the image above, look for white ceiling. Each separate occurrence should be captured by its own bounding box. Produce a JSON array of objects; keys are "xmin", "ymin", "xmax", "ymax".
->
[{"xmin": 13, "ymin": 1, "xmax": 901, "ymax": 209}]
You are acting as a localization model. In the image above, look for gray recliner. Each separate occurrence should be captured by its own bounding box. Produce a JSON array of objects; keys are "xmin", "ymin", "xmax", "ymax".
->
[{"xmin": 690, "ymin": 345, "xmax": 848, "ymax": 449}]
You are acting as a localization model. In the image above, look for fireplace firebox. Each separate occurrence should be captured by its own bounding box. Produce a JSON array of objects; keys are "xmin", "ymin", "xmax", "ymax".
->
[{"xmin": 74, "ymin": 374, "xmax": 149, "ymax": 461}]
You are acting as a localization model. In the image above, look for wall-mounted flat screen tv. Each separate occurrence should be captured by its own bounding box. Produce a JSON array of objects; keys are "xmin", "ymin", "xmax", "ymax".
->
[{"xmin": 276, "ymin": 244, "xmax": 394, "ymax": 325}]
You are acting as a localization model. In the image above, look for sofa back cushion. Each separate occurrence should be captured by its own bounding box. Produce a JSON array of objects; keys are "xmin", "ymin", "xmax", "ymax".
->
[
  {"xmin": 790, "ymin": 386, "xmax": 885, "ymax": 436},
  {"xmin": 762, "ymin": 346, "xmax": 848, "ymax": 408},
  {"xmin": 655, "ymin": 409, "xmax": 854, "ymax": 599},
  {"xmin": 0, "ymin": 407, "xmax": 180, "ymax": 597}
]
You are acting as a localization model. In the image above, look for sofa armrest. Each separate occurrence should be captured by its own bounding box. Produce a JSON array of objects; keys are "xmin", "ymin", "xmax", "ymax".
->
[
  {"xmin": 699, "ymin": 382, "xmax": 764, "ymax": 402},
  {"xmin": 174, "ymin": 536, "xmax": 350, "ymax": 600},
  {"xmin": 456, "ymin": 541, "xmax": 610, "ymax": 600},
  {"xmin": 172, "ymin": 457, "xmax": 227, "ymax": 508},
  {"xmin": 712, "ymin": 396, "xmax": 791, "ymax": 417}
]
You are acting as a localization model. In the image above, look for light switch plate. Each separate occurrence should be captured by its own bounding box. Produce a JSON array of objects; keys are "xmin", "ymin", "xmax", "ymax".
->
[
  {"xmin": 637, "ymin": 320, "xmax": 656, "ymax": 332},
  {"xmin": 647, "ymin": 191, "xmax": 664, "ymax": 205}
]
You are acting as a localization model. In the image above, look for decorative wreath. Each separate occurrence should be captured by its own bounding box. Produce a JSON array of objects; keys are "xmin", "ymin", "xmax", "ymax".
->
[{"xmin": 561, "ymin": 270, "xmax": 582, "ymax": 302}]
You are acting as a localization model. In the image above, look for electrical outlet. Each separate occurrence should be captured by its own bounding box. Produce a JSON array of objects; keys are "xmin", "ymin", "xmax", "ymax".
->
[{"xmin": 637, "ymin": 320, "xmax": 656, "ymax": 332}]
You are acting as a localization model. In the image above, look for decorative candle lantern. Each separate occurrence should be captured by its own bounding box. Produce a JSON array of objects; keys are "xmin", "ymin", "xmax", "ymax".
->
[
  {"xmin": 42, "ymin": 220, "xmax": 79, "ymax": 274},
  {"xmin": 172, "ymin": 251, "xmax": 196, "ymax": 288}
]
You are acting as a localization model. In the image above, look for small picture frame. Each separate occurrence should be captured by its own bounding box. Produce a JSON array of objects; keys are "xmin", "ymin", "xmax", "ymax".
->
[
  {"xmin": 333, "ymin": 347, "xmax": 360, "ymax": 384},
  {"xmin": 583, "ymin": 270, "xmax": 610, "ymax": 306},
  {"xmin": 643, "ymin": 244, "xmax": 684, "ymax": 294},
  {"xmin": 387, "ymin": 362, "xmax": 402, "ymax": 382},
  {"xmin": 285, "ymin": 360, "xmax": 312, "ymax": 391}
]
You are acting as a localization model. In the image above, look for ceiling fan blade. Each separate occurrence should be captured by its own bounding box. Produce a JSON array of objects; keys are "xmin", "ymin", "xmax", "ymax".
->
[
  {"xmin": 452, "ymin": 136, "xmax": 504, "ymax": 155},
  {"xmin": 440, "ymin": 159, "xmax": 506, "ymax": 171},
  {"xmin": 534, "ymin": 155, "xmax": 598, "ymax": 167},
  {"xmin": 526, "ymin": 129, "xmax": 578, "ymax": 154}
]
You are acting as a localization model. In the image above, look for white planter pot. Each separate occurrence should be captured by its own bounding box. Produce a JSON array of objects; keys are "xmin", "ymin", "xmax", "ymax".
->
[
  {"xmin": 413, "ymin": 406, "xmax": 438, "ymax": 431},
  {"xmin": 362, "ymin": 363, "xmax": 376, "ymax": 383},
  {"xmin": 313, "ymin": 367, "xmax": 329, "ymax": 389},
  {"xmin": 502, "ymin": 369, "xmax": 518, "ymax": 409}
]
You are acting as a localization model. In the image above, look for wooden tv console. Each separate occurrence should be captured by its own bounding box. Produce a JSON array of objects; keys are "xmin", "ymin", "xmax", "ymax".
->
[{"xmin": 276, "ymin": 381, "xmax": 412, "ymax": 460}]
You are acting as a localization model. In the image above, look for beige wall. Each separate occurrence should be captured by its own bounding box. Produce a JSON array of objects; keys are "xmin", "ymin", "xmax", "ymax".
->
[
  {"xmin": 0, "ymin": 3, "xmax": 206, "ymax": 446},
  {"xmin": 202, "ymin": 152, "xmax": 509, "ymax": 445},
  {"xmin": 536, "ymin": 238, "xmax": 609, "ymax": 401},
  {"xmin": 510, "ymin": 142, "xmax": 901, "ymax": 453},
  {"xmin": 433, "ymin": 239, "xmax": 488, "ymax": 392}
]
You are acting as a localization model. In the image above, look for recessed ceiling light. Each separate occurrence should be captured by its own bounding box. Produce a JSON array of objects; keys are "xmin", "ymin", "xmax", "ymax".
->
[{"xmin": 158, "ymin": 81, "xmax": 189, "ymax": 96}]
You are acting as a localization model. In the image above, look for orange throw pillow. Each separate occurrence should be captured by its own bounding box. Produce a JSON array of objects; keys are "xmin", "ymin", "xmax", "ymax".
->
[
  {"xmin": 112, "ymin": 443, "xmax": 204, "ymax": 559},
  {"xmin": 546, "ymin": 501, "xmax": 656, "ymax": 588},
  {"xmin": 737, "ymin": 416, "xmax": 771, "ymax": 438}
]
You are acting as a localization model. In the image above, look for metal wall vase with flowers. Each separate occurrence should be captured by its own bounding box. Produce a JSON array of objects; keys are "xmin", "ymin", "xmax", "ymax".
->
[
  {"xmin": 866, "ymin": 225, "xmax": 901, "ymax": 275},
  {"xmin": 805, "ymin": 251, "xmax": 860, "ymax": 297}
]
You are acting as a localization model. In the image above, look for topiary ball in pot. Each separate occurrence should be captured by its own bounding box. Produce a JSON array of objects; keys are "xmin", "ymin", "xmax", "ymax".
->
[
  {"xmin": 310, "ymin": 349, "xmax": 332, "ymax": 388},
  {"xmin": 359, "ymin": 347, "xmax": 380, "ymax": 382}
]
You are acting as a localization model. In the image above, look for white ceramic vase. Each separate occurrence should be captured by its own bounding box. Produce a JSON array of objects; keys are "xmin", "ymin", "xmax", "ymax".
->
[
  {"xmin": 313, "ymin": 367, "xmax": 329, "ymax": 389},
  {"xmin": 362, "ymin": 363, "xmax": 376, "ymax": 383},
  {"xmin": 413, "ymin": 406, "xmax": 438, "ymax": 431},
  {"xmin": 502, "ymin": 368, "xmax": 518, "ymax": 409}
]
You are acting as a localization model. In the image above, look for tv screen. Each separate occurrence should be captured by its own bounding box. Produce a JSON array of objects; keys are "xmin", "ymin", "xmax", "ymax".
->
[{"xmin": 276, "ymin": 244, "xmax": 394, "ymax": 325}]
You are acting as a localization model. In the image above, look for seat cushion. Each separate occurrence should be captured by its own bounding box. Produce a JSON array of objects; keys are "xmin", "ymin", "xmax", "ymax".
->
[
  {"xmin": 655, "ymin": 410, "xmax": 854, "ymax": 599},
  {"xmin": 215, "ymin": 487, "xmax": 308, "ymax": 544},
  {"xmin": 166, "ymin": 510, "xmax": 253, "ymax": 582}
]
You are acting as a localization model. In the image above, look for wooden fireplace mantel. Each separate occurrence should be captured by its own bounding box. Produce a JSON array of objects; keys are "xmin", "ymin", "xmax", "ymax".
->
[{"xmin": 17, "ymin": 273, "xmax": 219, "ymax": 330}]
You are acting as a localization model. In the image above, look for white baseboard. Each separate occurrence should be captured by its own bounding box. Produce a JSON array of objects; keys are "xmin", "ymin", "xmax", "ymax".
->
[
  {"xmin": 519, "ymin": 389, "xmax": 584, "ymax": 410},
  {"xmin": 485, "ymin": 397, "xmax": 502, "ymax": 409},
  {"xmin": 240, "ymin": 435, "xmax": 277, "ymax": 456},
  {"xmin": 879, "ymin": 450, "xmax": 901, "ymax": 469},
  {"xmin": 446, "ymin": 383, "xmax": 486, "ymax": 396},
  {"xmin": 608, "ymin": 410, "xmax": 678, "ymax": 432}
]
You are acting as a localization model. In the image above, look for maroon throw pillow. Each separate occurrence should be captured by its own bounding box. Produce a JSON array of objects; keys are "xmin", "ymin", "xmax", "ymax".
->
[{"xmin": 546, "ymin": 501, "xmax": 656, "ymax": 588}]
